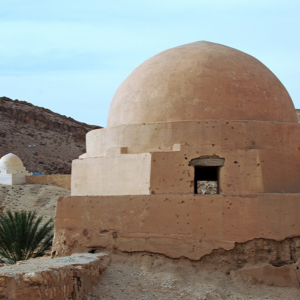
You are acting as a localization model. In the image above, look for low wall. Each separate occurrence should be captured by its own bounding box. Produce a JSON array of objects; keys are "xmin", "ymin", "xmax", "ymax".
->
[
  {"xmin": 26, "ymin": 175, "xmax": 71, "ymax": 190},
  {"xmin": 53, "ymin": 193, "xmax": 300, "ymax": 260},
  {"xmin": 0, "ymin": 253, "xmax": 110, "ymax": 300}
]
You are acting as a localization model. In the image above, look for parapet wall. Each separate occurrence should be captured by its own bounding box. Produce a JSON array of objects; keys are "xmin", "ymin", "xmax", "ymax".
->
[
  {"xmin": 53, "ymin": 193, "xmax": 300, "ymax": 260},
  {"xmin": 26, "ymin": 175, "xmax": 71, "ymax": 190},
  {"xmin": 0, "ymin": 253, "xmax": 109, "ymax": 300}
]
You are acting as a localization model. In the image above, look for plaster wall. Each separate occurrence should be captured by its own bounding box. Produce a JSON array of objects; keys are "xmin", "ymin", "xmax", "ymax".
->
[
  {"xmin": 150, "ymin": 147, "xmax": 300, "ymax": 194},
  {"xmin": 53, "ymin": 193, "xmax": 300, "ymax": 260},
  {"xmin": 0, "ymin": 174, "xmax": 13, "ymax": 185},
  {"xmin": 149, "ymin": 148, "xmax": 264, "ymax": 194},
  {"xmin": 72, "ymin": 119, "xmax": 300, "ymax": 196},
  {"xmin": 4, "ymin": 168, "xmax": 26, "ymax": 174},
  {"xmin": 12, "ymin": 174, "xmax": 26, "ymax": 185},
  {"xmin": 0, "ymin": 174, "xmax": 26, "ymax": 185},
  {"xmin": 72, "ymin": 153, "xmax": 151, "ymax": 196},
  {"xmin": 84, "ymin": 121, "xmax": 300, "ymax": 158},
  {"xmin": 72, "ymin": 126, "xmax": 300, "ymax": 196},
  {"xmin": 259, "ymin": 150, "xmax": 300, "ymax": 193},
  {"xmin": 25, "ymin": 174, "xmax": 71, "ymax": 190}
]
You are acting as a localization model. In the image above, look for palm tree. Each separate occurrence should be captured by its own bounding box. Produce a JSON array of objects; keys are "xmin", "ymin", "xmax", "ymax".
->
[{"xmin": 0, "ymin": 210, "xmax": 53, "ymax": 264}]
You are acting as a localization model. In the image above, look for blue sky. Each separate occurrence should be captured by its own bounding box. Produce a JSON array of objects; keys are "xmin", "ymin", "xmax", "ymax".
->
[{"xmin": 0, "ymin": 0, "xmax": 299, "ymax": 126}]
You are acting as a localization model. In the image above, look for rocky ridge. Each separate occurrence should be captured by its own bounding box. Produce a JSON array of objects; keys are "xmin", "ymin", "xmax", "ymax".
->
[{"xmin": 0, "ymin": 97, "xmax": 101, "ymax": 174}]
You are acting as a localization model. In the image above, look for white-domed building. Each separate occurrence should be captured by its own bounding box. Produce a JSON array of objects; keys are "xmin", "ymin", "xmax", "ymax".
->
[
  {"xmin": 0, "ymin": 153, "xmax": 31, "ymax": 185},
  {"xmin": 53, "ymin": 42, "xmax": 300, "ymax": 265}
]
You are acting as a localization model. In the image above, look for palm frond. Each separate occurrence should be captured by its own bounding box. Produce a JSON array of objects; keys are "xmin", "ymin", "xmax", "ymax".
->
[{"xmin": 0, "ymin": 210, "xmax": 53, "ymax": 264}]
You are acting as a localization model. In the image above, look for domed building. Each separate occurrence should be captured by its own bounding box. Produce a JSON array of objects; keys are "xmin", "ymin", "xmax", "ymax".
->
[
  {"xmin": 0, "ymin": 153, "xmax": 31, "ymax": 185},
  {"xmin": 54, "ymin": 42, "xmax": 300, "ymax": 266},
  {"xmin": 71, "ymin": 41, "xmax": 299, "ymax": 196}
]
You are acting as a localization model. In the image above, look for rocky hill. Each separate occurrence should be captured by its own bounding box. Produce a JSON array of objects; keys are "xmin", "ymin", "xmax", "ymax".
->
[{"xmin": 0, "ymin": 97, "xmax": 101, "ymax": 174}]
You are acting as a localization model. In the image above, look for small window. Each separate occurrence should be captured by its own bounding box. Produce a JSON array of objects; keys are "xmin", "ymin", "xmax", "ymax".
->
[
  {"xmin": 189, "ymin": 156, "xmax": 224, "ymax": 195},
  {"xmin": 194, "ymin": 166, "xmax": 219, "ymax": 194}
]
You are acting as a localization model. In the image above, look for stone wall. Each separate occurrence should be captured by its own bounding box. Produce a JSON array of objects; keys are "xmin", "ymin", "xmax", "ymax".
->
[
  {"xmin": 26, "ymin": 175, "xmax": 71, "ymax": 190},
  {"xmin": 0, "ymin": 253, "xmax": 110, "ymax": 300}
]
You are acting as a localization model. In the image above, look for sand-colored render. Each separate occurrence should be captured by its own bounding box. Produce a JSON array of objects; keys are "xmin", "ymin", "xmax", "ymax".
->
[
  {"xmin": 53, "ymin": 194, "xmax": 300, "ymax": 260},
  {"xmin": 72, "ymin": 120, "xmax": 300, "ymax": 196},
  {"xmin": 54, "ymin": 41, "xmax": 300, "ymax": 287},
  {"xmin": 26, "ymin": 174, "xmax": 71, "ymax": 190}
]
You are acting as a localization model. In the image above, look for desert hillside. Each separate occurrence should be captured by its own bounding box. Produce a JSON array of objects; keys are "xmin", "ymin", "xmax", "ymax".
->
[
  {"xmin": 0, "ymin": 97, "xmax": 101, "ymax": 174},
  {"xmin": 0, "ymin": 184, "xmax": 70, "ymax": 220}
]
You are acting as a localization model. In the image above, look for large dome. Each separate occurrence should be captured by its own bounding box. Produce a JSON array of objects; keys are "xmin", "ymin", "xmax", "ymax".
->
[{"xmin": 107, "ymin": 41, "xmax": 297, "ymax": 127}]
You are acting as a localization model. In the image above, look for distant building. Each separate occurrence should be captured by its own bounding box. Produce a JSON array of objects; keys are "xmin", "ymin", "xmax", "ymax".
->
[{"xmin": 0, "ymin": 153, "xmax": 31, "ymax": 185}]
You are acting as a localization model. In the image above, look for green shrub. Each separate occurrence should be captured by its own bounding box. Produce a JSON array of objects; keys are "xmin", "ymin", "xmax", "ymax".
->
[{"xmin": 0, "ymin": 210, "xmax": 53, "ymax": 264}]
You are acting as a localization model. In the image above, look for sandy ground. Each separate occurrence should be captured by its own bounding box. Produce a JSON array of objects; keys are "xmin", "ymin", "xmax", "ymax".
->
[
  {"xmin": 1, "ymin": 184, "xmax": 300, "ymax": 299},
  {"xmin": 0, "ymin": 183, "xmax": 70, "ymax": 220},
  {"xmin": 86, "ymin": 252, "xmax": 300, "ymax": 300}
]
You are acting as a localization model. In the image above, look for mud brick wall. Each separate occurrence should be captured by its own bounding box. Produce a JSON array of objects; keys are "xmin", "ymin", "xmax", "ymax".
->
[{"xmin": 26, "ymin": 175, "xmax": 71, "ymax": 190}]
